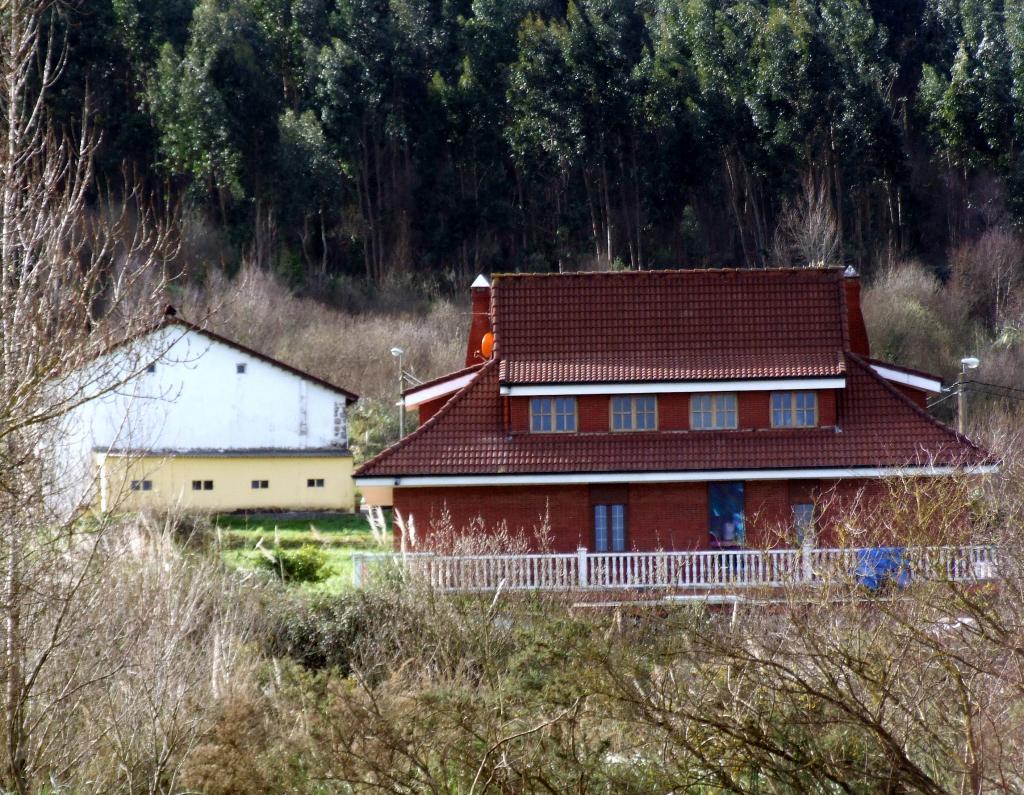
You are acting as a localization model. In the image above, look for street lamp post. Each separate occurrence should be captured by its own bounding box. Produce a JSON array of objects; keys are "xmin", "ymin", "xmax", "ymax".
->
[
  {"xmin": 958, "ymin": 356, "xmax": 980, "ymax": 434},
  {"xmin": 390, "ymin": 347, "xmax": 405, "ymax": 438}
]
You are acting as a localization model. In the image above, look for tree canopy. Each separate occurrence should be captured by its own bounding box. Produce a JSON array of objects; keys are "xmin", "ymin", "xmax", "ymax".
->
[{"xmin": 49, "ymin": 0, "xmax": 1024, "ymax": 284}]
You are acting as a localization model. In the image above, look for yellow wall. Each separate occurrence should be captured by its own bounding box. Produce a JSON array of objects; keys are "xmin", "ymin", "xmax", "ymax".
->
[{"xmin": 96, "ymin": 453, "xmax": 355, "ymax": 512}]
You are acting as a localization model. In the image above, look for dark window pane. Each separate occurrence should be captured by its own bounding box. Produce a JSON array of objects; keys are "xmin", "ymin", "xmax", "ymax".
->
[{"xmin": 709, "ymin": 482, "xmax": 745, "ymax": 546}]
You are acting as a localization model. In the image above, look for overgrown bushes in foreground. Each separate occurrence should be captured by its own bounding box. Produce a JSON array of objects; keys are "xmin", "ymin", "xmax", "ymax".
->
[
  {"xmin": 6, "ymin": 469, "xmax": 1024, "ymax": 792},
  {"xmin": 175, "ymin": 555, "xmax": 1022, "ymax": 794}
]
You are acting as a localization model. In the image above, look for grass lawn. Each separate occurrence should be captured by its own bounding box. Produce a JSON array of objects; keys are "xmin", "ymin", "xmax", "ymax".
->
[{"xmin": 217, "ymin": 512, "xmax": 391, "ymax": 593}]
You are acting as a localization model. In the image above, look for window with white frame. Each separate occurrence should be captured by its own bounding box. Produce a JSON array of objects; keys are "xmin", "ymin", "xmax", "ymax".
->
[
  {"xmin": 690, "ymin": 393, "xmax": 738, "ymax": 429},
  {"xmin": 130, "ymin": 480, "xmax": 152, "ymax": 491},
  {"xmin": 771, "ymin": 391, "xmax": 817, "ymax": 427},
  {"xmin": 307, "ymin": 478, "xmax": 325, "ymax": 488},
  {"xmin": 251, "ymin": 480, "xmax": 269, "ymax": 489},
  {"xmin": 594, "ymin": 504, "xmax": 626, "ymax": 552},
  {"xmin": 611, "ymin": 395, "xmax": 657, "ymax": 431},
  {"xmin": 530, "ymin": 397, "xmax": 577, "ymax": 432}
]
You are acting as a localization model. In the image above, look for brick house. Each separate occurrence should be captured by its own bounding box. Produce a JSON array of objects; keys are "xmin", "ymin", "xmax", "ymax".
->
[{"xmin": 356, "ymin": 268, "xmax": 995, "ymax": 552}]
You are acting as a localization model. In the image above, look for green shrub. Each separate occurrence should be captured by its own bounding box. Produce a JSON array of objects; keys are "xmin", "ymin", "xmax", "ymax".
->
[{"xmin": 257, "ymin": 544, "xmax": 332, "ymax": 583}]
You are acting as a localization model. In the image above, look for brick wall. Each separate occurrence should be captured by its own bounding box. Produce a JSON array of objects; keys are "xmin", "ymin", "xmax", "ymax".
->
[
  {"xmin": 819, "ymin": 390, "xmax": 837, "ymax": 425},
  {"xmin": 394, "ymin": 484, "xmax": 591, "ymax": 552},
  {"xmin": 394, "ymin": 477, "xmax": 945, "ymax": 553},
  {"xmin": 578, "ymin": 395, "xmax": 607, "ymax": 432},
  {"xmin": 628, "ymin": 483, "xmax": 706, "ymax": 549},
  {"xmin": 738, "ymin": 392, "xmax": 769, "ymax": 428},
  {"xmin": 658, "ymin": 393, "xmax": 690, "ymax": 430},
  {"xmin": 510, "ymin": 397, "xmax": 528, "ymax": 431},
  {"xmin": 890, "ymin": 383, "xmax": 929, "ymax": 410},
  {"xmin": 394, "ymin": 478, "xmax": 872, "ymax": 552},
  {"xmin": 417, "ymin": 396, "xmax": 447, "ymax": 424}
]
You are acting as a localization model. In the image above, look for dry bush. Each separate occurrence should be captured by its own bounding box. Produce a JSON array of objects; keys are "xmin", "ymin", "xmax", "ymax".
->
[
  {"xmin": 862, "ymin": 260, "xmax": 966, "ymax": 376},
  {"xmin": 770, "ymin": 173, "xmax": 842, "ymax": 268},
  {"xmin": 950, "ymin": 226, "xmax": 1024, "ymax": 331},
  {"xmin": 180, "ymin": 263, "xmax": 465, "ymax": 404},
  {"xmin": 0, "ymin": 517, "xmax": 260, "ymax": 794},
  {"xmin": 176, "ymin": 464, "xmax": 1024, "ymax": 794},
  {"xmin": 400, "ymin": 504, "xmax": 555, "ymax": 555}
]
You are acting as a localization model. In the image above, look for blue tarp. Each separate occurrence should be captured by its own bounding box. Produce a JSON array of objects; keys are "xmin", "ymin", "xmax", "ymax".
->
[{"xmin": 855, "ymin": 547, "xmax": 912, "ymax": 590}]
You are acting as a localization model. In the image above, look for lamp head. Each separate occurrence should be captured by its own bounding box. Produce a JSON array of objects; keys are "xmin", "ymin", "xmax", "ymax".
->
[
  {"xmin": 390, "ymin": 347, "xmax": 404, "ymax": 358},
  {"xmin": 961, "ymin": 356, "xmax": 980, "ymax": 370}
]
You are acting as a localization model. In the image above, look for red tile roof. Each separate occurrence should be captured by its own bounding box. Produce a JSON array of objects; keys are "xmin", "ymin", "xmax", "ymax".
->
[
  {"xmin": 493, "ymin": 268, "xmax": 849, "ymax": 384},
  {"xmin": 356, "ymin": 354, "xmax": 990, "ymax": 477}
]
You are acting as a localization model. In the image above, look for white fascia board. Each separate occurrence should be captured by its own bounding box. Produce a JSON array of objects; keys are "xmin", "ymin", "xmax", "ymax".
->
[
  {"xmin": 404, "ymin": 372, "xmax": 477, "ymax": 408},
  {"xmin": 499, "ymin": 377, "xmax": 846, "ymax": 397},
  {"xmin": 357, "ymin": 464, "xmax": 999, "ymax": 488},
  {"xmin": 870, "ymin": 364, "xmax": 943, "ymax": 394}
]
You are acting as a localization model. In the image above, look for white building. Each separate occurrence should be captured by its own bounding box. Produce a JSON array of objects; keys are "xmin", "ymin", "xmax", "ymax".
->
[{"xmin": 64, "ymin": 310, "xmax": 358, "ymax": 513}]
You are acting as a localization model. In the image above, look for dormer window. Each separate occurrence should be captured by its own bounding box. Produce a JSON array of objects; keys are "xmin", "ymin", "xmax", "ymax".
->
[
  {"xmin": 691, "ymin": 394, "xmax": 738, "ymax": 430},
  {"xmin": 530, "ymin": 397, "xmax": 576, "ymax": 432},
  {"xmin": 771, "ymin": 391, "xmax": 817, "ymax": 427},
  {"xmin": 612, "ymin": 396, "xmax": 656, "ymax": 431}
]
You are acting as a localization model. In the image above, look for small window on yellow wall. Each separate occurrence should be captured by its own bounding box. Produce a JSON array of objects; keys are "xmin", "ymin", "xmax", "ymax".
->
[
  {"xmin": 611, "ymin": 396, "xmax": 657, "ymax": 430},
  {"xmin": 771, "ymin": 391, "xmax": 817, "ymax": 427},
  {"xmin": 690, "ymin": 393, "xmax": 737, "ymax": 429}
]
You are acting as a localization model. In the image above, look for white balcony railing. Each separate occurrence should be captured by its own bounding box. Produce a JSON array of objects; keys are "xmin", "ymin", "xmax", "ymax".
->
[{"xmin": 351, "ymin": 545, "xmax": 1000, "ymax": 592}]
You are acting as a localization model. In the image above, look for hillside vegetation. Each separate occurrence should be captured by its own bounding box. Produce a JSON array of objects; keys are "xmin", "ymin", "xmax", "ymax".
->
[{"xmin": 43, "ymin": 0, "xmax": 1024, "ymax": 283}]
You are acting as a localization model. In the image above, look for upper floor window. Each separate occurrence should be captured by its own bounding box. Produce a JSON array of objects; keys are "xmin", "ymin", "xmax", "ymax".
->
[
  {"xmin": 691, "ymin": 393, "xmax": 738, "ymax": 430},
  {"xmin": 530, "ymin": 397, "xmax": 576, "ymax": 432},
  {"xmin": 236, "ymin": 363, "xmax": 247, "ymax": 374},
  {"xmin": 611, "ymin": 395, "xmax": 657, "ymax": 431},
  {"xmin": 771, "ymin": 391, "xmax": 817, "ymax": 427}
]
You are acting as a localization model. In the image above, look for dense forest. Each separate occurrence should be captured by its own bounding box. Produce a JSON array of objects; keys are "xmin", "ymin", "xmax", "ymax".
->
[{"xmin": 48, "ymin": 0, "xmax": 1024, "ymax": 286}]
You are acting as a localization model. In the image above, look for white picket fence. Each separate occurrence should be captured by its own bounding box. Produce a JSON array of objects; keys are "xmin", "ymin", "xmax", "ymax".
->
[{"xmin": 351, "ymin": 545, "xmax": 999, "ymax": 592}]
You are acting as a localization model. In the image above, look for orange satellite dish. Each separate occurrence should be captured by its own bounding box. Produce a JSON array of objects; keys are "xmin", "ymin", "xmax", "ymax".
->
[{"xmin": 480, "ymin": 331, "xmax": 494, "ymax": 359}]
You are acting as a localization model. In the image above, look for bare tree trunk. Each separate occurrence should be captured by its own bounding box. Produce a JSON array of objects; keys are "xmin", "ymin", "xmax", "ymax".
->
[
  {"xmin": 723, "ymin": 149, "xmax": 752, "ymax": 268},
  {"xmin": 583, "ymin": 170, "xmax": 602, "ymax": 262},
  {"xmin": 0, "ymin": 2, "xmax": 176, "ymax": 788}
]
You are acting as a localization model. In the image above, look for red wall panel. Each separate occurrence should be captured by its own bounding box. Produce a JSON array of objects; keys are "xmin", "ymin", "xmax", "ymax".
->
[
  {"xmin": 819, "ymin": 390, "xmax": 837, "ymax": 426},
  {"xmin": 510, "ymin": 397, "xmax": 529, "ymax": 432},
  {"xmin": 394, "ymin": 477, "xmax": 932, "ymax": 553},
  {"xmin": 578, "ymin": 395, "xmax": 607, "ymax": 432},
  {"xmin": 394, "ymin": 485, "xmax": 591, "ymax": 552},
  {"xmin": 891, "ymin": 383, "xmax": 929, "ymax": 410}
]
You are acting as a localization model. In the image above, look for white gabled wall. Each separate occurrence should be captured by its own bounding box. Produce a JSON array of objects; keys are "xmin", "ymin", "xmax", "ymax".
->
[{"xmin": 68, "ymin": 325, "xmax": 350, "ymax": 453}]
